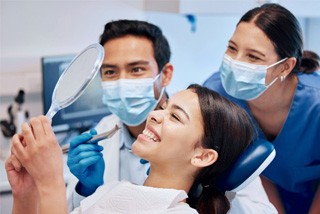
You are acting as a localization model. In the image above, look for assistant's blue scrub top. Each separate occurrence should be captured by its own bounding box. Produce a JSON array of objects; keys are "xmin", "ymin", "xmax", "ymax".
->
[{"xmin": 203, "ymin": 71, "xmax": 320, "ymax": 213}]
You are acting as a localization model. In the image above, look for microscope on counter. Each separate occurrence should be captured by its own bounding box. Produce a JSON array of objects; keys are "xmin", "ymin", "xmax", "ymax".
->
[{"xmin": 0, "ymin": 89, "xmax": 29, "ymax": 138}]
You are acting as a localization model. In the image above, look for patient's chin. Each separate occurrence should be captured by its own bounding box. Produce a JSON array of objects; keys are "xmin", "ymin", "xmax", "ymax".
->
[
  {"xmin": 132, "ymin": 138, "xmax": 155, "ymax": 161},
  {"xmin": 131, "ymin": 140, "xmax": 143, "ymax": 157}
]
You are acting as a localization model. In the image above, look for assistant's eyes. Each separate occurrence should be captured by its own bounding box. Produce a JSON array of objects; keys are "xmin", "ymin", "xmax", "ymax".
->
[
  {"xmin": 227, "ymin": 45, "xmax": 237, "ymax": 53},
  {"xmin": 248, "ymin": 54, "xmax": 261, "ymax": 62}
]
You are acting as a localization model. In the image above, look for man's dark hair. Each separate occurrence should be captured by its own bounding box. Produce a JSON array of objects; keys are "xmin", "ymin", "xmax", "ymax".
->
[{"xmin": 100, "ymin": 20, "xmax": 171, "ymax": 71}]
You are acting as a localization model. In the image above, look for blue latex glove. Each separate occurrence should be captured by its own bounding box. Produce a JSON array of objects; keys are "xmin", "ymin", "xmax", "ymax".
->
[
  {"xmin": 67, "ymin": 129, "xmax": 105, "ymax": 196},
  {"xmin": 140, "ymin": 159, "xmax": 150, "ymax": 175}
]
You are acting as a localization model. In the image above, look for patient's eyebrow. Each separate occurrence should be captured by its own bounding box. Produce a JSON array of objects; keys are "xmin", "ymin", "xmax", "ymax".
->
[{"xmin": 171, "ymin": 104, "xmax": 190, "ymax": 120}]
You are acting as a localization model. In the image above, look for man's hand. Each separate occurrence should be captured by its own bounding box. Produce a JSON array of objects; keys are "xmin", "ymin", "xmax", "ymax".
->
[{"xmin": 67, "ymin": 129, "xmax": 105, "ymax": 196}]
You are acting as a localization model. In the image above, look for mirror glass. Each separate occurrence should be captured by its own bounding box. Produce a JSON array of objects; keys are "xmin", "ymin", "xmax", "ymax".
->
[{"xmin": 46, "ymin": 43, "xmax": 104, "ymax": 119}]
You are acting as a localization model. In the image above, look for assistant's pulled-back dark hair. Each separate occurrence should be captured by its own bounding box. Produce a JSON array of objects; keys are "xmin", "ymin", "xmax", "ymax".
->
[
  {"xmin": 239, "ymin": 3, "xmax": 303, "ymax": 71},
  {"xmin": 187, "ymin": 84, "xmax": 254, "ymax": 214},
  {"xmin": 99, "ymin": 20, "xmax": 171, "ymax": 71},
  {"xmin": 300, "ymin": 50, "xmax": 320, "ymax": 73}
]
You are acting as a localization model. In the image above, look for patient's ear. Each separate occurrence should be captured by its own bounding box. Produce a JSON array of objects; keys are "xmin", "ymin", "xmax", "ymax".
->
[{"xmin": 191, "ymin": 148, "xmax": 218, "ymax": 168}]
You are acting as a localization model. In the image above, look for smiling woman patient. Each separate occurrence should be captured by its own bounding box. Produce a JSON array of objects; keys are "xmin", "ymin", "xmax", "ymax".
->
[{"xmin": 6, "ymin": 84, "xmax": 254, "ymax": 214}]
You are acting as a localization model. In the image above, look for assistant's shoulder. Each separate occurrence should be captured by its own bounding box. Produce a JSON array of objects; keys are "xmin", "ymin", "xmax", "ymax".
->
[
  {"xmin": 203, "ymin": 71, "xmax": 228, "ymax": 96},
  {"xmin": 297, "ymin": 72, "xmax": 320, "ymax": 90},
  {"xmin": 203, "ymin": 71, "xmax": 221, "ymax": 90},
  {"xmin": 203, "ymin": 71, "xmax": 233, "ymax": 98}
]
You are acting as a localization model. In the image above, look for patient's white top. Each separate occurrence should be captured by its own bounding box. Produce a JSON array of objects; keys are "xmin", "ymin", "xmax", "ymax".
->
[{"xmin": 71, "ymin": 180, "xmax": 198, "ymax": 214}]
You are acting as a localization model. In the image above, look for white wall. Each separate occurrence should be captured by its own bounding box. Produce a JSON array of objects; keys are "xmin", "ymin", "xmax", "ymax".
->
[
  {"xmin": 0, "ymin": 0, "xmax": 146, "ymax": 155},
  {"xmin": 146, "ymin": 13, "xmax": 240, "ymax": 95},
  {"xmin": 305, "ymin": 18, "xmax": 320, "ymax": 53}
]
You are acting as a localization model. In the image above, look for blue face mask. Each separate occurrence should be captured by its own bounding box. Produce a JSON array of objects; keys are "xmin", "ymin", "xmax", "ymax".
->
[
  {"xmin": 220, "ymin": 54, "xmax": 287, "ymax": 100},
  {"xmin": 101, "ymin": 75, "xmax": 164, "ymax": 126}
]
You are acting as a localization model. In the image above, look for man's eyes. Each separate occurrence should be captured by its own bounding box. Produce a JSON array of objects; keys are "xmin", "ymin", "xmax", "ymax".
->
[
  {"xmin": 101, "ymin": 69, "xmax": 118, "ymax": 78},
  {"xmin": 131, "ymin": 67, "xmax": 144, "ymax": 73},
  {"xmin": 102, "ymin": 69, "xmax": 115, "ymax": 75}
]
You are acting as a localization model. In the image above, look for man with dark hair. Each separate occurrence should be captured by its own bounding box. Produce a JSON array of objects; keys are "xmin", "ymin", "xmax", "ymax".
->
[{"xmin": 66, "ymin": 19, "xmax": 173, "ymax": 209}]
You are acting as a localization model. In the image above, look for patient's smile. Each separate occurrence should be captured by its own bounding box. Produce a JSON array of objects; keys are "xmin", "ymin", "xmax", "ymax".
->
[{"xmin": 142, "ymin": 129, "xmax": 159, "ymax": 142}]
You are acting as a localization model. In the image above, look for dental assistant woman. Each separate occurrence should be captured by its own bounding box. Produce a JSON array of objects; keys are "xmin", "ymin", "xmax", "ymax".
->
[{"xmin": 203, "ymin": 3, "xmax": 320, "ymax": 214}]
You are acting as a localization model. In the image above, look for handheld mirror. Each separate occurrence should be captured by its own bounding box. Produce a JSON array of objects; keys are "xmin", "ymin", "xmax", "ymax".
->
[{"xmin": 46, "ymin": 43, "xmax": 104, "ymax": 119}]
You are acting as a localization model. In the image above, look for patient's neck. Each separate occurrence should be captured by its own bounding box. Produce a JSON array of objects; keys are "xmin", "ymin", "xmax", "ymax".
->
[{"xmin": 143, "ymin": 165, "xmax": 195, "ymax": 195}]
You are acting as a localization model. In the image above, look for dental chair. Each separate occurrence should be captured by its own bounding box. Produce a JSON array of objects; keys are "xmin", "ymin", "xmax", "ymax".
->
[
  {"xmin": 189, "ymin": 138, "xmax": 275, "ymax": 197},
  {"xmin": 216, "ymin": 138, "xmax": 276, "ymax": 192}
]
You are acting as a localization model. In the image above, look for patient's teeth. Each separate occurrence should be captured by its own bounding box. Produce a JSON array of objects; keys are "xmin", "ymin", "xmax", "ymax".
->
[{"xmin": 142, "ymin": 129, "xmax": 158, "ymax": 142}]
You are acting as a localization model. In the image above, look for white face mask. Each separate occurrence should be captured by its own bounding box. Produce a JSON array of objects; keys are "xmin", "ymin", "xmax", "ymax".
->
[
  {"xmin": 101, "ymin": 75, "xmax": 164, "ymax": 126},
  {"xmin": 220, "ymin": 54, "xmax": 287, "ymax": 100}
]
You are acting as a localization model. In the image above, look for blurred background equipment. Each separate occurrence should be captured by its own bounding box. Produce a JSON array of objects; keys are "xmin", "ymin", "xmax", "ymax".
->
[{"xmin": 0, "ymin": 89, "xmax": 29, "ymax": 137}]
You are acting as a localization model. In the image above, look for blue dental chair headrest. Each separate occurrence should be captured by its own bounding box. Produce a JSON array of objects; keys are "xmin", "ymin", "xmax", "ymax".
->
[{"xmin": 215, "ymin": 138, "xmax": 276, "ymax": 192}]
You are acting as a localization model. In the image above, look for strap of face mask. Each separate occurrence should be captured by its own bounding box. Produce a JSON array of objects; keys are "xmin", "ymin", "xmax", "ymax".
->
[
  {"xmin": 265, "ymin": 76, "xmax": 279, "ymax": 87},
  {"xmin": 265, "ymin": 58, "xmax": 288, "ymax": 87},
  {"xmin": 267, "ymin": 57, "xmax": 288, "ymax": 69},
  {"xmin": 153, "ymin": 73, "xmax": 165, "ymax": 103}
]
